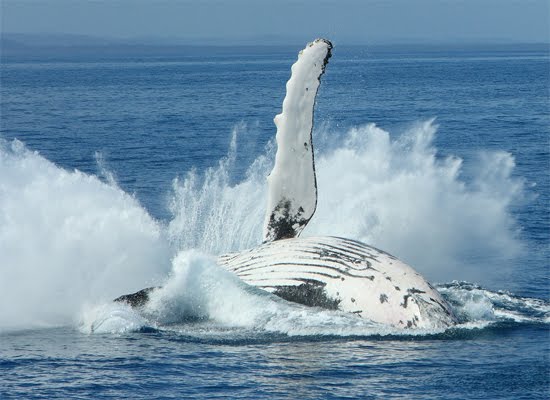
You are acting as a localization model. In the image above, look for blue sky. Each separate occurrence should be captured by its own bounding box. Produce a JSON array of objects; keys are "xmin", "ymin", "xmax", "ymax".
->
[{"xmin": 2, "ymin": 0, "xmax": 549, "ymax": 45}]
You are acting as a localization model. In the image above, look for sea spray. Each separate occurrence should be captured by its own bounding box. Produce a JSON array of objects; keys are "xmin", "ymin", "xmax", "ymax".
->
[
  {"xmin": 310, "ymin": 120, "xmax": 524, "ymax": 281},
  {"xmin": 0, "ymin": 139, "xmax": 171, "ymax": 331},
  {"xmin": 167, "ymin": 124, "xmax": 270, "ymax": 253},
  {"xmin": 167, "ymin": 120, "xmax": 524, "ymax": 282}
]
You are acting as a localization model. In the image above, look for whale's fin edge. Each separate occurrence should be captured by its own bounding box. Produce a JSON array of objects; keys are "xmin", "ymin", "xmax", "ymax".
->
[{"xmin": 263, "ymin": 39, "xmax": 332, "ymax": 243}]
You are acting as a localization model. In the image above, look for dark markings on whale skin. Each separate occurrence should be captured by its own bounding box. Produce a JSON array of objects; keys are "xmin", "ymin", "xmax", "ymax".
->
[
  {"xmin": 221, "ymin": 238, "xmax": 398, "ymax": 278},
  {"xmin": 273, "ymin": 282, "xmax": 340, "ymax": 310},
  {"xmin": 401, "ymin": 294, "xmax": 411, "ymax": 308},
  {"xmin": 401, "ymin": 288, "xmax": 427, "ymax": 309},
  {"xmin": 232, "ymin": 261, "xmax": 354, "ymax": 279},
  {"xmin": 221, "ymin": 239, "xmax": 390, "ymax": 275},
  {"xmin": 248, "ymin": 277, "xmax": 326, "ymax": 288},
  {"xmin": 114, "ymin": 287, "xmax": 158, "ymax": 308},
  {"xmin": 265, "ymin": 200, "xmax": 309, "ymax": 242},
  {"xmin": 394, "ymin": 286, "xmax": 401, "ymax": 291},
  {"xmin": 230, "ymin": 260, "xmax": 343, "ymax": 276},
  {"xmin": 315, "ymin": 244, "xmax": 374, "ymax": 263},
  {"xmin": 229, "ymin": 259, "xmax": 378, "ymax": 280},
  {"xmin": 223, "ymin": 248, "xmax": 378, "ymax": 272},
  {"xmin": 290, "ymin": 246, "xmax": 378, "ymax": 271},
  {"xmin": 311, "ymin": 239, "xmax": 382, "ymax": 261},
  {"xmin": 406, "ymin": 316, "xmax": 420, "ymax": 328},
  {"xmin": 380, "ymin": 294, "xmax": 388, "ymax": 303},
  {"xmin": 238, "ymin": 268, "xmax": 338, "ymax": 280},
  {"xmin": 313, "ymin": 241, "xmax": 382, "ymax": 264},
  {"xmin": 430, "ymin": 297, "xmax": 453, "ymax": 316},
  {"xmin": 330, "ymin": 236, "xmax": 398, "ymax": 261},
  {"xmin": 386, "ymin": 276, "xmax": 392, "ymax": 281},
  {"xmin": 316, "ymin": 247, "xmax": 375, "ymax": 270}
]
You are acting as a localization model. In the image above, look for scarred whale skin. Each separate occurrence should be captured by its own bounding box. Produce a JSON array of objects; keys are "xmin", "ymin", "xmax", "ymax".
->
[{"xmin": 219, "ymin": 236, "xmax": 457, "ymax": 329}]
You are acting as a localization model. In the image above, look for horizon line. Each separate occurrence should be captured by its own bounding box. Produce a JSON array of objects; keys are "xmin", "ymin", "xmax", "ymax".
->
[{"xmin": 3, "ymin": 32, "xmax": 549, "ymax": 48}]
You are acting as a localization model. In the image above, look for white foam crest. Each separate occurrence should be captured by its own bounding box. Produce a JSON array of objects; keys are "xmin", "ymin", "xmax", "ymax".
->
[
  {"xmin": 0, "ymin": 139, "xmax": 172, "ymax": 332},
  {"xmin": 438, "ymin": 282, "xmax": 550, "ymax": 324},
  {"xmin": 79, "ymin": 302, "xmax": 148, "ymax": 334}
]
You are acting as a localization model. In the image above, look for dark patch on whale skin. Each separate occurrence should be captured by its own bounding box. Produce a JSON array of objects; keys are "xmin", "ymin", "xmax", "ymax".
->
[
  {"xmin": 114, "ymin": 287, "xmax": 158, "ymax": 308},
  {"xmin": 317, "ymin": 247, "xmax": 375, "ymax": 271},
  {"xmin": 379, "ymin": 294, "xmax": 388, "ymax": 303},
  {"xmin": 265, "ymin": 199, "xmax": 309, "ymax": 242},
  {"xmin": 273, "ymin": 282, "xmax": 341, "ymax": 310},
  {"xmin": 401, "ymin": 294, "xmax": 411, "ymax": 309},
  {"xmin": 400, "ymin": 288, "xmax": 428, "ymax": 309}
]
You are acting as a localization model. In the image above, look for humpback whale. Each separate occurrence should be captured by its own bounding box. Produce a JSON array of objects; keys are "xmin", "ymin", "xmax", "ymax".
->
[{"xmin": 116, "ymin": 39, "xmax": 458, "ymax": 329}]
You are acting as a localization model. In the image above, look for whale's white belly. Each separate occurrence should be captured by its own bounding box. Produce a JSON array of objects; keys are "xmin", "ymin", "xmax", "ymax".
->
[{"xmin": 219, "ymin": 236, "xmax": 457, "ymax": 329}]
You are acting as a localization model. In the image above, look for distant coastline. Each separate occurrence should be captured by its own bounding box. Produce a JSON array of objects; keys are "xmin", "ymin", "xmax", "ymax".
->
[{"xmin": 2, "ymin": 32, "xmax": 549, "ymax": 62}]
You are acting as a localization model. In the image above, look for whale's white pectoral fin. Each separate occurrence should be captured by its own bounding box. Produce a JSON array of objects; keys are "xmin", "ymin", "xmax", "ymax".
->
[{"xmin": 263, "ymin": 39, "xmax": 332, "ymax": 242}]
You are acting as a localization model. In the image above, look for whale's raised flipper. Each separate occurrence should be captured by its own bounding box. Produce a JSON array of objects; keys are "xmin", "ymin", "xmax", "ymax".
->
[{"xmin": 263, "ymin": 39, "xmax": 332, "ymax": 243}]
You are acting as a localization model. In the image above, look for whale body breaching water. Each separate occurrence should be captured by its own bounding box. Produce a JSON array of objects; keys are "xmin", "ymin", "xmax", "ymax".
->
[{"xmin": 116, "ymin": 39, "xmax": 458, "ymax": 329}]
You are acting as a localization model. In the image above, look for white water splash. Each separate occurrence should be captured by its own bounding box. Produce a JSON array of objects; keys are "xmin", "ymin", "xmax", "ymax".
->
[
  {"xmin": 167, "ymin": 124, "xmax": 270, "ymax": 253},
  {"xmin": 310, "ymin": 121, "xmax": 524, "ymax": 281},
  {"xmin": 168, "ymin": 120, "xmax": 524, "ymax": 282},
  {"xmin": 0, "ymin": 139, "xmax": 171, "ymax": 332},
  {"xmin": 0, "ymin": 118, "xmax": 533, "ymax": 335}
]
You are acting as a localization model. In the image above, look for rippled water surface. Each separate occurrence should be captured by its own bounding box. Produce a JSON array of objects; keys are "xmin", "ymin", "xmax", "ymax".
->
[{"xmin": 1, "ymin": 44, "xmax": 548, "ymax": 398}]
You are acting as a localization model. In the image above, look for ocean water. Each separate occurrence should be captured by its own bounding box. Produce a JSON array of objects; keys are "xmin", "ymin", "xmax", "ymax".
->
[{"xmin": 1, "ymin": 44, "xmax": 549, "ymax": 398}]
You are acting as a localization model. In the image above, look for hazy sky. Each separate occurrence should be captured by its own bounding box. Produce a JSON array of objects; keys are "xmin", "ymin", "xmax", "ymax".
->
[{"xmin": 2, "ymin": 0, "xmax": 549, "ymax": 45}]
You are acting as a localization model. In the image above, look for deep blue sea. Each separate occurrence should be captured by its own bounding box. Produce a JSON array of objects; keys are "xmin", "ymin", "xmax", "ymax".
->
[{"xmin": 1, "ymin": 43, "xmax": 549, "ymax": 399}]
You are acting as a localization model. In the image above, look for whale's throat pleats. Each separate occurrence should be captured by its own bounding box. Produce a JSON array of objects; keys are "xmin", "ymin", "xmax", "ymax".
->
[{"xmin": 263, "ymin": 39, "xmax": 332, "ymax": 243}]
